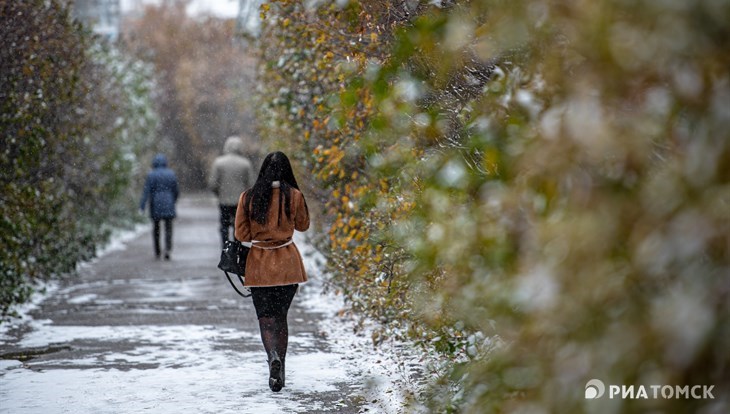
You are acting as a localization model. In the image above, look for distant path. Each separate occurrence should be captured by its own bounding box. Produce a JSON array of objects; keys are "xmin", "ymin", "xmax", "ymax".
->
[{"xmin": 0, "ymin": 195, "xmax": 369, "ymax": 414}]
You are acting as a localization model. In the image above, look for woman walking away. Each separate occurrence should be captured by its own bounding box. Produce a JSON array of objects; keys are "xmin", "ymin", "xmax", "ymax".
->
[
  {"xmin": 140, "ymin": 153, "xmax": 179, "ymax": 260},
  {"xmin": 235, "ymin": 151, "xmax": 309, "ymax": 392}
]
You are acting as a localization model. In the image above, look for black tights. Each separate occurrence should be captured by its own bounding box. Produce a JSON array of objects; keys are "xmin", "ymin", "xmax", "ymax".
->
[
  {"xmin": 258, "ymin": 315, "xmax": 289, "ymax": 361},
  {"xmin": 251, "ymin": 284, "xmax": 298, "ymax": 361}
]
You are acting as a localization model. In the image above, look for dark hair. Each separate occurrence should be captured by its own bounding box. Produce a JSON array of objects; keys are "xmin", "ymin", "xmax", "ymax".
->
[{"xmin": 245, "ymin": 151, "xmax": 303, "ymax": 225}]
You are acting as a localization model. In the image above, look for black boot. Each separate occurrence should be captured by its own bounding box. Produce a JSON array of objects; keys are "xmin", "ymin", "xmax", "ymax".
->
[
  {"xmin": 281, "ymin": 357, "xmax": 286, "ymax": 388},
  {"xmin": 268, "ymin": 351, "xmax": 283, "ymax": 392}
]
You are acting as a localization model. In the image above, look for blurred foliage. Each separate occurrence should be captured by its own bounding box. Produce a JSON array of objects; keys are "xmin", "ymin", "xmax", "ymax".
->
[
  {"xmin": 122, "ymin": 2, "xmax": 261, "ymax": 187},
  {"xmin": 254, "ymin": 0, "xmax": 730, "ymax": 412},
  {"xmin": 1, "ymin": 0, "xmax": 158, "ymax": 319}
]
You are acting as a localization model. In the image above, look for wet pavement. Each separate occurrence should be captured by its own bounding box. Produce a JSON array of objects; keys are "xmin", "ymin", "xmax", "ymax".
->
[{"xmin": 0, "ymin": 195, "xmax": 371, "ymax": 413}]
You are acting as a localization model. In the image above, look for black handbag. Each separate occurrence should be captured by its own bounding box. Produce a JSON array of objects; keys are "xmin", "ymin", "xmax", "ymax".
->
[{"xmin": 217, "ymin": 240, "xmax": 251, "ymax": 298}]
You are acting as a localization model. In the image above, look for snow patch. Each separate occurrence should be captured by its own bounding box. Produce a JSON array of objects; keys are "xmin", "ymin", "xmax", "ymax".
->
[{"xmin": 1, "ymin": 228, "xmax": 426, "ymax": 413}]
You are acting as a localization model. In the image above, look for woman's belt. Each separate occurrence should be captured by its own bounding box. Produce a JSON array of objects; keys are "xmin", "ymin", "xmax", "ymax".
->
[{"xmin": 250, "ymin": 239, "xmax": 293, "ymax": 250}]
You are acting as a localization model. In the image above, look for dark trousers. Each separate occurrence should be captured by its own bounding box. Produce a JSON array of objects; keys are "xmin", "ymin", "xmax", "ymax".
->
[
  {"xmin": 153, "ymin": 218, "xmax": 173, "ymax": 257},
  {"xmin": 219, "ymin": 204, "xmax": 238, "ymax": 246}
]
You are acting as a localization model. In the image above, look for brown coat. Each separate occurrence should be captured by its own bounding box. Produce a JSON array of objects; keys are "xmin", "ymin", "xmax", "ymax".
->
[{"xmin": 234, "ymin": 186, "xmax": 310, "ymax": 287}]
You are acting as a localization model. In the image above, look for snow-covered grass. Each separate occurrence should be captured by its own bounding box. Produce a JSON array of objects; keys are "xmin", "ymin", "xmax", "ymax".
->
[
  {"xmin": 0, "ymin": 281, "xmax": 59, "ymax": 342},
  {"xmin": 94, "ymin": 223, "xmax": 150, "ymax": 258},
  {"xmin": 296, "ymin": 232, "xmax": 429, "ymax": 413}
]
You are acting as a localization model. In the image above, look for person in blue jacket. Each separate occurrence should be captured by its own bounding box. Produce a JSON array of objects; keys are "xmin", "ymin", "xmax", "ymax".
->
[{"xmin": 139, "ymin": 154, "xmax": 179, "ymax": 260}]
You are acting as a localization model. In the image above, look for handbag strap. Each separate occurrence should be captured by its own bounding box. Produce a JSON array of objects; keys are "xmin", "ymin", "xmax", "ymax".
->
[{"xmin": 223, "ymin": 271, "xmax": 252, "ymax": 298}]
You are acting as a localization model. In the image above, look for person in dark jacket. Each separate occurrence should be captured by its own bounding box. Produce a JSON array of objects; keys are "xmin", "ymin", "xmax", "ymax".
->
[{"xmin": 140, "ymin": 154, "xmax": 179, "ymax": 260}]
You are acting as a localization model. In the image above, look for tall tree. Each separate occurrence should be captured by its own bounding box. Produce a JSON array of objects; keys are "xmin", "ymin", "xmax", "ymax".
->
[{"xmin": 122, "ymin": 1, "xmax": 258, "ymax": 189}]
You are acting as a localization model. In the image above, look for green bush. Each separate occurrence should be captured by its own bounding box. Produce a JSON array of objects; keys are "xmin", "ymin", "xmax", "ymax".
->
[
  {"xmin": 0, "ymin": 0, "xmax": 157, "ymax": 318},
  {"xmin": 256, "ymin": 1, "xmax": 729, "ymax": 411}
]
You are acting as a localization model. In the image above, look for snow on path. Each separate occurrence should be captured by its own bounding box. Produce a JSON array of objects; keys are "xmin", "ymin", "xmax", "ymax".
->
[{"xmin": 0, "ymin": 227, "xmax": 422, "ymax": 413}]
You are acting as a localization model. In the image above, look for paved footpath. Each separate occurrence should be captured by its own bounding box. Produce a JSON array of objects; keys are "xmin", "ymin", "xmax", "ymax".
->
[{"xmin": 0, "ymin": 195, "xmax": 374, "ymax": 414}]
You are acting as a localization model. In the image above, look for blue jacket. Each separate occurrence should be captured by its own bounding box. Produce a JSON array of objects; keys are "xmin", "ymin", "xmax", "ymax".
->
[{"xmin": 140, "ymin": 154, "xmax": 179, "ymax": 220}]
